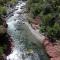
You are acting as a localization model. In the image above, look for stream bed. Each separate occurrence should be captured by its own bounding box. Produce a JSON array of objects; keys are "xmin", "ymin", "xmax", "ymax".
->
[{"xmin": 6, "ymin": 1, "xmax": 49, "ymax": 60}]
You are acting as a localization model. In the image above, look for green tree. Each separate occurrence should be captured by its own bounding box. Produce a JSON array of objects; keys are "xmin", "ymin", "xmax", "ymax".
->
[{"xmin": 27, "ymin": 0, "xmax": 60, "ymax": 41}]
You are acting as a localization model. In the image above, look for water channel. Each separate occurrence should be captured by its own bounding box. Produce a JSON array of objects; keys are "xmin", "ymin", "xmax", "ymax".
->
[{"xmin": 6, "ymin": 1, "xmax": 49, "ymax": 60}]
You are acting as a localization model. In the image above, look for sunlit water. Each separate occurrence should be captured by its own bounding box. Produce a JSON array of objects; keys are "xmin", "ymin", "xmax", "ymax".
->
[{"xmin": 6, "ymin": 1, "xmax": 49, "ymax": 60}]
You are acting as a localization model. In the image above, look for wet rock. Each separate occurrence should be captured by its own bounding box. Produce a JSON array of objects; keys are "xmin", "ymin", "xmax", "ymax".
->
[
  {"xmin": 3, "ymin": 22, "xmax": 8, "ymax": 28},
  {"xmin": 0, "ymin": 54, "xmax": 6, "ymax": 60}
]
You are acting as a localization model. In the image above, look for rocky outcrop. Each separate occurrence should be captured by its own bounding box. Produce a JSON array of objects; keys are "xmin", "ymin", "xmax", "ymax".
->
[{"xmin": 43, "ymin": 37, "xmax": 60, "ymax": 60}]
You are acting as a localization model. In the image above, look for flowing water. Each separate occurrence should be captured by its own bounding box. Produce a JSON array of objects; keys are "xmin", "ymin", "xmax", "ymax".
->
[{"xmin": 6, "ymin": 1, "xmax": 49, "ymax": 60}]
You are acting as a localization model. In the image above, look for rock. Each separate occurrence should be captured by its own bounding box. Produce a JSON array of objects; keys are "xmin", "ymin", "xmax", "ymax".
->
[
  {"xmin": 51, "ymin": 57, "xmax": 60, "ymax": 60},
  {"xmin": 43, "ymin": 37, "xmax": 49, "ymax": 44},
  {"xmin": 3, "ymin": 22, "xmax": 8, "ymax": 28},
  {"xmin": 0, "ymin": 54, "xmax": 6, "ymax": 60},
  {"xmin": 0, "ymin": 56, "xmax": 5, "ymax": 60},
  {"xmin": 27, "ymin": 49, "xmax": 34, "ymax": 54},
  {"xmin": 0, "ymin": 25, "xmax": 7, "ymax": 34},
  {"xmin": 2, "ymin": 54, "xmax": 6, "ymax": 60},
  {"xmin": 45, "ymin": 44, "xmax": 60, "ymax": 58},
  {"xmin": 43, "ymin": 37, "xmax": 60, "ymax": 60}
]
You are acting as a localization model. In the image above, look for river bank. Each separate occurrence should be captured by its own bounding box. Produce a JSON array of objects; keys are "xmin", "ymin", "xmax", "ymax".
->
[
  {"xmin": 0, "ymin": 1, "xmax": 17, "ymax": 58},
  {"xmin": 1, "ymin": 0, "xmax": 60, "ymax": 60},
  {"xmin": 24, "ymin": 20, "xmax": 60, "ymax": 60},
  {"xmin": 0, "ymin": 17, "xmax": 13, "ymax": 60},
  {"xmin": 0, "ymin": 1, "xmax": 27, "ymax": 60},
  {"xmin": 6, "ymin": 1, "xmax": 50, "ymax": 60}
]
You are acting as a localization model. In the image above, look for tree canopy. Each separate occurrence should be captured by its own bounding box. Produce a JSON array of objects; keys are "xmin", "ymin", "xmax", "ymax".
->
[{"xmin": 27, "ymin": 0, "xmax": 60, "ymax": 41}]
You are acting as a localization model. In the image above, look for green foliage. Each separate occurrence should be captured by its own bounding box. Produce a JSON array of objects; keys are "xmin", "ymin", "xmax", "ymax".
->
[
  {"xmin": 30, "ymin": 3, "xmax": 41, "ymax": 17},
  {"xmin": 46, "ymin": 23, "xmax": 60, "ymax": 39},
  {"xmin": 10, "ymin": 0, "xmax": 17, "ymax": 4},
  {"xmin": 0, "ymin": 45, "xmax": 7, "ymax": 55},
  {"xmin": 27, "ymin": 0, "xmax": 60, "ymax": 40},
  {"xmin": 0, "ymin": 6, "xmax": 7, "ymax": 15},
  {"xmin": 0, "ymin": 0, "xmax": 16, "ymax": 56},
  {"xmin": 0, "ymin": 17, "xmax": 3, "ymax": 25},
  {"xmin": 27, "ymin": 0, "xmax": 43, "ymax": 17},
  {"xmin": 0, "ymin": 0, "xmax": 11, "ymax": 5},
  {"xmin": 41, "ymin": 14, "xmax": 53, "ymax": 25},
  {"xmin": 0, "ymin": 47, "xmax": 4, "ymax": 55}
]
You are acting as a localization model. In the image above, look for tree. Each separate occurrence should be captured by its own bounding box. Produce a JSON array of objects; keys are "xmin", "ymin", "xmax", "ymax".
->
[{"xmin": 27, "ymin": 0, "xmax": 60, "ymax": 41}]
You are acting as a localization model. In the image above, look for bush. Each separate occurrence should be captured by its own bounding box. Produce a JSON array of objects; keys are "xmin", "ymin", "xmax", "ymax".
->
[
  {"xmin": 0, "ymin": 6, "xmax": 7, "ymax": 15},
  {"xmin": 46, "ymin": 23, "xmax": 60, "ymax": 39},
  {"xmin": 0, "ymin": 45, "xmax": 7, "ymax": 55},
  {"xmin": 0, "ymin": 47, "xmax": 4, "ymax": 55},
  {"xmin": 27, "ymin": 0, "xmax": 60, "ymax": 41},
  {"xmin": 40, "ymin": 26, "xmax": 46, "ymax": 32},
  {"xmin": 30, "ymin": 3, "xmax": 41, "ymax": 17},
  {"xmin": 41, "ymin": 14, "xmax": 53, "ymax": 25}
]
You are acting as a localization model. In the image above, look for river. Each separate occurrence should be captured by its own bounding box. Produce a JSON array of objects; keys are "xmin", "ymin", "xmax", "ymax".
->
[{"xmin": 6, "ymin": 1, "xmax": 49, "ymax": 60}]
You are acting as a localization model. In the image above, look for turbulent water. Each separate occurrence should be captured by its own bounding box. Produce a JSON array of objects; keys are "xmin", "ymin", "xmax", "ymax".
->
[{"xmin": 6, "ymin": 1, "xmax": 49, "ymax": 60}]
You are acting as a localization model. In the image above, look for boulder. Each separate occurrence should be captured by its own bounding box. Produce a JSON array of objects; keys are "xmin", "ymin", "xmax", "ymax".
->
[{"xmin": 51, "ymin": 57, "xmax": 60, "ymax": 60}]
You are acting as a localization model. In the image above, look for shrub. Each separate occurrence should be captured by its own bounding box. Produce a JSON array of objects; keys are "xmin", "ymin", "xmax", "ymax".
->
[
  {"xmin": 27, "ymin": 0, "xmax": 60, "ymax": 41},
  {"xmin": 0, "ymin": 6, "xmax": 7, "ymax": 15},
  {"xmin": 0, "ymin": 45, "xmax": 7, "ymax": 55},
  {"xmin": 0, "ymin": 47, "xmax": 4, "ymax": 55},
  {"xmin": 46, "ymin": 23, "xmax": 60, "ymax": 39}
]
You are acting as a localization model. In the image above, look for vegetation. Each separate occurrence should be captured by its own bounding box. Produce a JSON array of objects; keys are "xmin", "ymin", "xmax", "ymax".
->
[
  {"xmin": 0, "ymin": 6, "xmax": 7, "ymax": 16},
  {"xmin": 0, "ymin": 0, "xmax": 16, "ymax": 56},
  {"xmin": 0, "ymin": 0, "xmax": 17, "ymax": 16},
  {"xmin": 10, "ymin": 0, "xmax": 17, "ymax": 4},
  {"xmin": 27, "ymin": 0, "xmax": 60, "ymax": 41}
]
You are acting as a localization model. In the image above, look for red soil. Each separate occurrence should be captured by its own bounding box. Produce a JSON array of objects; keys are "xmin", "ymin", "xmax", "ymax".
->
[{"xmin": 43, "ymin": 37, "xmax": 60, "ymax": 60}]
